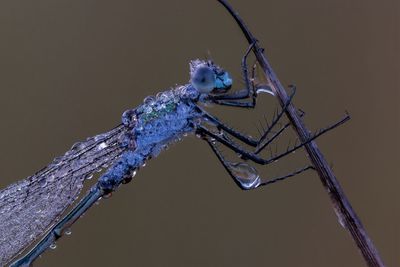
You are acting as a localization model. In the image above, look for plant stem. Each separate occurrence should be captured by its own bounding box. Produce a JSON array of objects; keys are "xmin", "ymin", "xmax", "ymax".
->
[{"xmin": 216, "ymin": 1, "xmax": 385, "ymax": 266}]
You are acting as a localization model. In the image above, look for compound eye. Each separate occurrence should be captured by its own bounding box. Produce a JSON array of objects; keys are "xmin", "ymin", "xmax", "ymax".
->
[{"xmin": 191, "ymin": 65, "xmax": 216, "ymax": 93}]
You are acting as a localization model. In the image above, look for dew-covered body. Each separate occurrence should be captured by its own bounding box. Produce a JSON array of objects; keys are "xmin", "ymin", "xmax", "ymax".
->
[
  {"xmin": 1, "ymin": 52, "xmax": 342, "ymax": 266},
  {"xmin": 1, "ymin": 59, "xmax": 236, "ymax": 266},
  {"xmin": 98, "ymin": 85, "xmax": 203, "ymax": 192}
]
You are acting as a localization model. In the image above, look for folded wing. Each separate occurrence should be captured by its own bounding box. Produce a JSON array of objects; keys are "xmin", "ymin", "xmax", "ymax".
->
[{"xmin": 0, "ymin": 124, "xmax": 127, "ymax": 265}]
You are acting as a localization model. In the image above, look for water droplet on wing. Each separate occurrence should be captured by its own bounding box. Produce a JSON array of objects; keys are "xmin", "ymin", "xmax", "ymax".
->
[
  {"xmin": 39, "ymin": 179, "xmax": 47, "ymax": 187},
  {"xmin": 97, "ymin": 142, "xmax": 108, "ymax": 150}
]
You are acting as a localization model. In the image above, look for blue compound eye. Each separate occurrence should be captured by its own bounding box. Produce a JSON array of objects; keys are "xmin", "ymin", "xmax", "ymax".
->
[{"xmin": 191, "ymin": 65, "xmax": 216, "ymax": 93}]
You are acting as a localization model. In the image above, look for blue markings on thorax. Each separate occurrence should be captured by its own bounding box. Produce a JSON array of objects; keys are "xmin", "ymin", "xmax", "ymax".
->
[
  {"xmin": 99, "ymin": 85, "xmax": 200, "ymax": 192},
  {"xmin": 134, "ymin": 87, "xmax": 199, "ymax": 158}
]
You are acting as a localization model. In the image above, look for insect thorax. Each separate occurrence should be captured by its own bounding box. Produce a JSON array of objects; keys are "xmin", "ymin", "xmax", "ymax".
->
[{"xmin": 120, "ymin": 86, "xmax": 201, "ymax": 159}]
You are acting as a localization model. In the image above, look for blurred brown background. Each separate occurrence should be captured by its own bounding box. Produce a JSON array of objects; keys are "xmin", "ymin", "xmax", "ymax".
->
[{"xmin": 0, "ymin": 0, "xmax": 398, "ymax": 266}]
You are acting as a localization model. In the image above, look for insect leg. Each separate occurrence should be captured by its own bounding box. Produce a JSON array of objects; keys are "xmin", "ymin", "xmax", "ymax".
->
[
  {"xmin": 205, "ymin": 137, "xmax": 314, "ymax": 190},
  {"xmin": 196, "ymin": 113, "xmax": 350, "ymax": 166},
  {"xmin": 256, "ymin": 85, "xmax": 296, "ymax": 144},
  {"xmin": 258, "ymin": 165, "xmax": 315, "ymax": 187},
  {"xmin": 210, "ymin": 42, "xmax": 260, "ymax": 108},
  {"xmin": 198, "ymin": 87, "xmax": 298, "ymax": 147}
]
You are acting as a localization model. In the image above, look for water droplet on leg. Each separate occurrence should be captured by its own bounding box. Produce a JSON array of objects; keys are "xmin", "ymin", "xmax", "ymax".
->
[{"xmin": 227, "ymin": 162, "xmax": 260, "ymax": 189}]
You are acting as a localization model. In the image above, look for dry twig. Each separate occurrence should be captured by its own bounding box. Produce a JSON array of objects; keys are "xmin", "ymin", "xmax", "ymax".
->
[{"xmin": 216, "ymin": 1, "xmax": 385, "ymax": 266}]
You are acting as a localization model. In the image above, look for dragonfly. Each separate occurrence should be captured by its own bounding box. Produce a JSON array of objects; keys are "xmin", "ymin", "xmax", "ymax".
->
[{"xmin": 0, "ymin": 42, "xmax": 348, "ymax": 266}]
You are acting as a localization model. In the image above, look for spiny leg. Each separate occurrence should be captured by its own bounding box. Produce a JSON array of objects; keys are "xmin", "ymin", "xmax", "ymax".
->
[
  {"xmin": 256, "ymin": 85, "xmax": 296, "ymax": 144},
  {"xmin": 198, "ymin": 86, "xmax": 298, "ymax": 147},
  {"xmin": 10, "ymin": 152, "xmax": 138, "ymax": 267},
  {"xmin": 205, "ymin": 136, "xmax": 314, "ymax": 190},
  {"xmin": 255, "ymin": 116, "xmax": 297, "ymax": 154},
  {"xmin": 196, "ymin": 113, "xmax": 350, "ymax": 166},
  {"xmin": 254, "ymin": 109, "xmax": 310, "ymax": 155}
]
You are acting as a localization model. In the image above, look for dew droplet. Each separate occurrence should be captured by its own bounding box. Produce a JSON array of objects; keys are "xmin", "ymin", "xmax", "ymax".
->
[
  {"xmin": 50, "ymin": 243, "xmax": 57, "ymax": 250},
  {"xmin": 144, "ymin": 106, "xmax": 153, "ymax": 114},
  {"xmin": 102, "ymin": 163, "xmax": 109, "ymax": 168},
  {"xmin": 143, "ymin": 95, "xmax": 155, "ymax": 104},
  {"xmin": 65, "ymin": 229, "xmax": 72, "ymax": 236},
  {"xmin": 39, "ymin": 179, "xmax": 47, "ymax": 187},
  {"xmin": 97, "ymin": 142, "xmax": 108, "ymax": 150},
  {"xmin": 48, "ymin": 174, "xmax": 55, "ymax": 182},
  {"xmin": 86, "ymin": 174, "xmax": 93, "ymax": 180},
  {"xmin": 228, "ymin": 162, "xmax": 260, "ymax": 189},
  {"xmin": 103, "ymin": 192, "xmax": 112, "ymax": 199}
]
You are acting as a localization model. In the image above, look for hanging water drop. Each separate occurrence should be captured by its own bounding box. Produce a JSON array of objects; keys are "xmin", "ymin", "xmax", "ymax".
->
[
  {"xmin": 86, "ymin": 174, "xmax": 93, "ymax": 180},
  {"xmin": 65, "ymin": 229, "xmax": 72, "ymax": 236},
  {"xmin": 227, "ymin": 162, "xmax": 260, "ymax": 189},
  {"xmin": 49, "ymin": 243, "xmax": 57, "ymax": 250}
]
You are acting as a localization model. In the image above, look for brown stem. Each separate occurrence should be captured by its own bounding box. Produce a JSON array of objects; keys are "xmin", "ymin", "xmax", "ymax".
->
[{"xmin": 216, "ymin": 1, "xmax": 385, "ymax": 266}]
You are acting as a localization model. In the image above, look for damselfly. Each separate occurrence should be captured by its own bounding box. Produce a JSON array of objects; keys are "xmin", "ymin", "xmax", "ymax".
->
[{"xmin": 0, "ymin": 40, "xmax": 348, "ymax": 266}]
